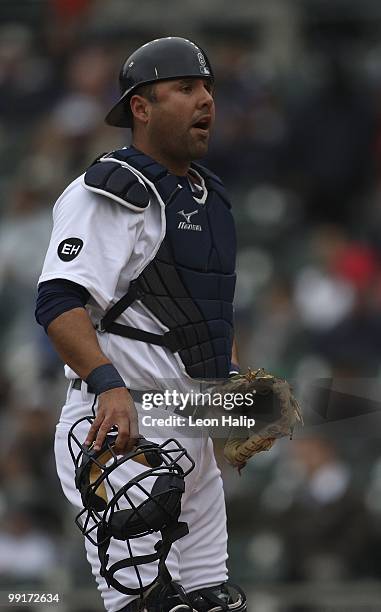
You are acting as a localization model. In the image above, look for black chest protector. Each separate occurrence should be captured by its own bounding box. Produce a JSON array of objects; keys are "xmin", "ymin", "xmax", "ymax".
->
[{"xmin": 85, "ymin": 147, "xmax": 236, "ymax": 380}]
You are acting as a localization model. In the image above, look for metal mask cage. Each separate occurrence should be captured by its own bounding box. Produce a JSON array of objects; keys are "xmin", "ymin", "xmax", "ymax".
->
[{"xmin": 68, "ymin": 416, "xmax": 195, "ymax": 547}]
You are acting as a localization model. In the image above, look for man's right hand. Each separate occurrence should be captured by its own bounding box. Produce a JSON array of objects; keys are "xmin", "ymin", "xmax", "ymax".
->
[
  {"xmin": 46, "ymin": 309, "xmax": 140, "ymax": 454},
  {"xmin": 84, "ymin": 387, "xmax": 139, "ymax": 454}
]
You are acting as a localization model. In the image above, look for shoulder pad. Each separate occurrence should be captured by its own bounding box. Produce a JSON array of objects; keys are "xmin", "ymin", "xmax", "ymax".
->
[{"xmin": 83, "ymin": 159, "xmax": 150, "ymax": 212}]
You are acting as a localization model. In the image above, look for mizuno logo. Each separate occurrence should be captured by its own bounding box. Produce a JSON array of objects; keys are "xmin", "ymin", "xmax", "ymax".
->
[
  {"xmin": 177, "ymin": 209, "xmax": 202, "ymax": 232},
  {"xmin": 178, "ymin": 209, "xmax": 198, "ymax": 223}
]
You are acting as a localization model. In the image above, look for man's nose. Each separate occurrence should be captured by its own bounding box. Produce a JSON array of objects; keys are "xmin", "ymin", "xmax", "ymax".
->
[{"xmin": 196, "ymin": 84, "xmax": 214, "ymax": 109}]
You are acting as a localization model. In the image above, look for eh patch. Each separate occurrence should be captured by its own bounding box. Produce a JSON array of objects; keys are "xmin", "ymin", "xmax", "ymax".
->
[{"xmin": 58, "ymin": 238, "xmax": 84, "ymax": 261}]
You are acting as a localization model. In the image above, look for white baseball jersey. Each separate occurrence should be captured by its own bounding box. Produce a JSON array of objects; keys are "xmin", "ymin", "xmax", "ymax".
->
[{"xmin": 39, "ymin": 171, "xmax": 206, "ymax": 395}]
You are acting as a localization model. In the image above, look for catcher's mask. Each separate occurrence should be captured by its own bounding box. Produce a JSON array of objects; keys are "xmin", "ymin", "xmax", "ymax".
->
[
  {"xmin": 68, "ymin": 416, "xmax": 195, "ymax": 598},
  {"xmin": 105, "ymin": 36, "xmax": 214, "ymax": 128}
]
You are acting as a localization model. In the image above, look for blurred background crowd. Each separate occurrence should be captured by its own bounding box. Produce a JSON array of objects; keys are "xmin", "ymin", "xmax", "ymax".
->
[{"xmin": 1, "ymin": 0, "xmax": 381, "ymax": 610}]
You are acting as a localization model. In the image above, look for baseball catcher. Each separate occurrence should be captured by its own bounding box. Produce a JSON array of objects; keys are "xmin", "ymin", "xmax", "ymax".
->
[{"xmin": 36, "ymin": 36, "xmax": 249, "ymax": 612}]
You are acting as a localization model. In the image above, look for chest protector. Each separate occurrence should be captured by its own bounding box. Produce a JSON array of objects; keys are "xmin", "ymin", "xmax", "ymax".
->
[{"xmin": 85, "ymin": 147, "xmax": 236, "ymax": 380}]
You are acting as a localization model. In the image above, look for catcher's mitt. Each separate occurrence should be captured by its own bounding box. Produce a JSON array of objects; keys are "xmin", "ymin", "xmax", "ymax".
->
[{"xmin": 215, "ymin": 368, "xmax": 303, "ymax": 470}]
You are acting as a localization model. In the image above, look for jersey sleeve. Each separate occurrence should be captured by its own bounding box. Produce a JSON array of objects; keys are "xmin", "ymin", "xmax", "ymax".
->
[{"xmin": 38, "ymin": 176, "xmax": 140, "ymax": 310}]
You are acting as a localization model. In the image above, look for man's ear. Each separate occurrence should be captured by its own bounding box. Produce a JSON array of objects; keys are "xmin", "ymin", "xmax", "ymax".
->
[{"xmin": 130, "ymin": 95, "xmax": 150, "ymax": 125}]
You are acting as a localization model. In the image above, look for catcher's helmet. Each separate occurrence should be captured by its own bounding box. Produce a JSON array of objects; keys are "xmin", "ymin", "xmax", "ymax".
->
[
  {"xmin": 68, "ymin": 416, "xmax": 195, "ymax": 598},
  {"xmin": 105, "ymin": 36, "xmax": 214, "ymax": 128}
]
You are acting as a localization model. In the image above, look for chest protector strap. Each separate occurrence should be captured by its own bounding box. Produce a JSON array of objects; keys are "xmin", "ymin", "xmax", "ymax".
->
[
  {"xmin": 98, "ymin": 280, "xmax": 189, "ymax": 353},
  {"xmin": 95, "ymin": 147, "xmax": 236, "ymax": 380}
]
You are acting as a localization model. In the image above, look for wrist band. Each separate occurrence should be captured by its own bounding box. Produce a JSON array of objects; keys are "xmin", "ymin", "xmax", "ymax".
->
[{"xmin": 85, "ymin": 364, "xmax": 126, "ymax": 395}]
